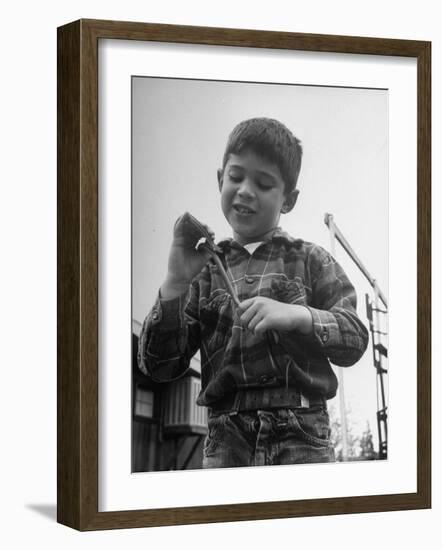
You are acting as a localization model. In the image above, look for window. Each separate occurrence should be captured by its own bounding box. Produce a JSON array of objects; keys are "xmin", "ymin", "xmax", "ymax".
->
[{"xmin": 134, "ymin": 386, "xmax": 154, "ymax": 419}]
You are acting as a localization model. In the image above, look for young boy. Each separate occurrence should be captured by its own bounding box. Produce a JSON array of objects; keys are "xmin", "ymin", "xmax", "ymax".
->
[{"xmin": 138, "ymin": 117, "xmax": 369, "ymax": 468}]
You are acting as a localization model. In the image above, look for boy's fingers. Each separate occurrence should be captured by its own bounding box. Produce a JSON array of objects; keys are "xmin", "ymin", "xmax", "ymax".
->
[
  {"xmin": 253, "ymin": 320, "xmax": 267, "ymax": 336},
  {"xmin": 239, "ymin": 301, "xmax": 259, "ymax": 324},
  {"xmin": 238, "ymin": 297, "xmax": 256, "ymax": 311},
  {"xmin": 247, "ymin": 312, "xmax": 264, "ymax": 333}
]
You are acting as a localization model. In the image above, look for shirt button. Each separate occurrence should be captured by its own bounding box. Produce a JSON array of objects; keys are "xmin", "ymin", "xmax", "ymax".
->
[
  {"xmin": 245, "ymin": 276, "xmax": 254, "ymax": 284},
  {"xmin": 260, "ymin": 375, "xmax": 270, "ymax": 383},
  {"xmin": 322, "ymin": 329, "xmax": 329, "ymax": 343},
  {"xmin": 151, "ymin": 310, "xmax": 159, "ymax": 321}
]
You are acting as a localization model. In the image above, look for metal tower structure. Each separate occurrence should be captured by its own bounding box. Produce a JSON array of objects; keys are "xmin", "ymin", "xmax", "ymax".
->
[
  {"xmin": 365, "ymin": 289, "xmax": 388, "ymax": 459},
  {"xmin": 324, "ymin": 213, "xmax": 388, "ymax": 460}
]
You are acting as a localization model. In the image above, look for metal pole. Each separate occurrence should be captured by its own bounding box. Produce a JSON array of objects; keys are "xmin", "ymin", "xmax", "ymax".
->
[
  {"xmin": 324, "ymin": 213, "xmax": 388, "ymax": 309},
  {"xmin": 327, "ymin": 215, "xmax": 349, "ymax": 461}
]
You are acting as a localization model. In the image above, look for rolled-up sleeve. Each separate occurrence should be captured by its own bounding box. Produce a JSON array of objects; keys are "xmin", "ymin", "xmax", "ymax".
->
[
  {"xmin": 279, "ymin": 245, "xmax": 369, "ymax": 367},
  {"xmin": 305, "ymin": 246, "xmax": 369, "ymax": 366},
  {"xmin": 137, "ymin": 283, "xmax": 201, "ymax": 381}
]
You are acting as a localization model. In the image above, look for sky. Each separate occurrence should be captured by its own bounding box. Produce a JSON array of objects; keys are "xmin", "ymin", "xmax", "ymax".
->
[{"xmin": 132, "ymin": 76, "xmax": 389, "ymax": 449}]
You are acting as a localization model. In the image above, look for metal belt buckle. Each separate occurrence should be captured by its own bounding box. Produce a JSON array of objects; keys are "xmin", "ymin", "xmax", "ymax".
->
[{"xmin": 300, "ymin": 393, "xmax": 310, "ymax": 408}]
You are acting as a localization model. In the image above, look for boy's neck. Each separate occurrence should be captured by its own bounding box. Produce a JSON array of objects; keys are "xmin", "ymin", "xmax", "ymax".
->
[{"xmin": 233, "ymin": 226, "xmax": 279, "ymax": 246}]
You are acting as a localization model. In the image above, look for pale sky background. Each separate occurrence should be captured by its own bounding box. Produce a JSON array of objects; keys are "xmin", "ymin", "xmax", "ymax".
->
[{"xmin": 132, "ymin": 76, "xmax": 388, "ymax": 449}]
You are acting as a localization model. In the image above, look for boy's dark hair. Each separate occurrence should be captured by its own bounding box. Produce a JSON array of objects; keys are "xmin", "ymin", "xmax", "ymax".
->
[{"xmin": 222, "ymin": 117, "xmax": 303, "ymax": 193}]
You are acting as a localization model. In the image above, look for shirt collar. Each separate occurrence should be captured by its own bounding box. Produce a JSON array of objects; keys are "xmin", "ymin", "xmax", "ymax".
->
[{"xmin": 217, "ymin": 228, "xmax": 299, "ymax": 251}]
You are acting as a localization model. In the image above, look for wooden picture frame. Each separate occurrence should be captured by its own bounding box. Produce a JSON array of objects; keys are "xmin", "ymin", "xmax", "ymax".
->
[{"xmin": 57, "ymin": 19, "xmax": 431, "ymax": 530}]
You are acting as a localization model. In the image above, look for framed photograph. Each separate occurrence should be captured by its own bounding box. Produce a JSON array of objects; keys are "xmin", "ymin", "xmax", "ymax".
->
[{"xmin": 57, "ymin": 19, "xmax": 431, "ymax": 530}]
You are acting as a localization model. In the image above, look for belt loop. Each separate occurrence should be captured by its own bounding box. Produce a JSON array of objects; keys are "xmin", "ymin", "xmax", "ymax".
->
[
  {"xmin": 228, "ymin": 392, "xmax": 241, "ymax": 415},
  {"xmin": 262, "ymin": 389, "xmax": 270, "ymax": 408},
  {"xmin": 300, "ymin": 392, "xmax": 310, "ymax": 408}
]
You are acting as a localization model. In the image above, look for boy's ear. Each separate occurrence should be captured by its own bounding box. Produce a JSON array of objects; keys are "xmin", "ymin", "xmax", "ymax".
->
[
  {"xmin": 281, "ymin": 189, "xmax": 299, "ymax": 214},
  {"xmin": 217, "ymin": 168, "xmax": 223, "ymax": 191}
]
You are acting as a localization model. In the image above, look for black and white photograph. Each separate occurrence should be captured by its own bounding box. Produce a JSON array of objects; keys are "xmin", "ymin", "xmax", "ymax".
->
[
  {"xmin": 132, "ymin": 76, "xmax": 389, "ymax": 473},
  {"xmin": 2, "ymin": 0, "xmax": 437, "ymax": 544}
]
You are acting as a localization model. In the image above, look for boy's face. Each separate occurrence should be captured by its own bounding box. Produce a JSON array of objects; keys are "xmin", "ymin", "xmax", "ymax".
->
[{"xmin": 218, "ymin": 149, "xmax": 298, "ymax": 245}]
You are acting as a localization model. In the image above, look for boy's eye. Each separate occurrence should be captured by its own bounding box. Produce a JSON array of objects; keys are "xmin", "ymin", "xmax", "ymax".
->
[
  {"xmin": 257, "ymin": 181, "xmax": 273, "ymax": 191},
  {"xmin": 228, "ymin": 172, "xmax": 242, "ymax": 183}
]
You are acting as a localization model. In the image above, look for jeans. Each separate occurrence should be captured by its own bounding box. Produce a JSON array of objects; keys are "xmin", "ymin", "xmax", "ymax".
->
[{"xmin": 202, "ymin": 406, "xmax": 335, "ymax": 468}]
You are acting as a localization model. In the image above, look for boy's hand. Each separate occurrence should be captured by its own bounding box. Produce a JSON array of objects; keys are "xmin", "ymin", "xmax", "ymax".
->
[
  {"xmin": 238, "ymin": 296, "xmax": 313, "ymax": 337},
  {"xmin": 161, "ymin": 213, "xmax": 213, "ymax": 299}
]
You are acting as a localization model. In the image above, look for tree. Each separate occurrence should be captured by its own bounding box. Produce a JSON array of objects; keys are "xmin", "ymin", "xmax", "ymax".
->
[
  {"xmin": 329, "ymin": 405, "xmax": 378, "ymax": 461},
  {"xmin": 359, "ymin": 422, "xmax": 376, "ymax": 460}
]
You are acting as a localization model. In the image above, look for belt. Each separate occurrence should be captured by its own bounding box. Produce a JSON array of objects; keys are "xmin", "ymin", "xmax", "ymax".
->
[{"xmin": 209, "ymin": 387, "xmax": 324, "ymax": 413}]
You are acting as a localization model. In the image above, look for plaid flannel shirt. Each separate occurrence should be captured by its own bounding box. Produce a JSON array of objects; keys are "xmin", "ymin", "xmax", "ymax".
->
[{"xmin": 138, "ymin": 229, "xmax": 369, "ymax": 405}]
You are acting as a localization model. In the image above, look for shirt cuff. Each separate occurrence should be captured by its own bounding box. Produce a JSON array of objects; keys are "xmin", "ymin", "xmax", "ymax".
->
[
  {"xmin": 149, "ymin": 293, "xmax": 185, "ymax": 330},
  {"xmin": 307, "ymin": 306, "xmax": 342, "ymax": 349}
]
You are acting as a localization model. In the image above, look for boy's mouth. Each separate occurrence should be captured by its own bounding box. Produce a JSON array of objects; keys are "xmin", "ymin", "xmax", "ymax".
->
[{"xmin": 232, "ymin": 204, "xmax": 256, "ymax": 215}]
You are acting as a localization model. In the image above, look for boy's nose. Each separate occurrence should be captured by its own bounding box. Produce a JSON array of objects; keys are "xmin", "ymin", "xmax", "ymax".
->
[{"xmin": 237, "ymin": 179, "xmax": 255, "ymax": 199}]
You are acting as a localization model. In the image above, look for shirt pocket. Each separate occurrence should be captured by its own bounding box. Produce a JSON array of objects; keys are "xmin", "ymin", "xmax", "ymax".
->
[
  {"xmin": 270, "ymin": 277, "xmax": 308, "ymax": 306},
  {"xmin": 199, "ymin": 292, "xmax": 233, "ymax": 352}
]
